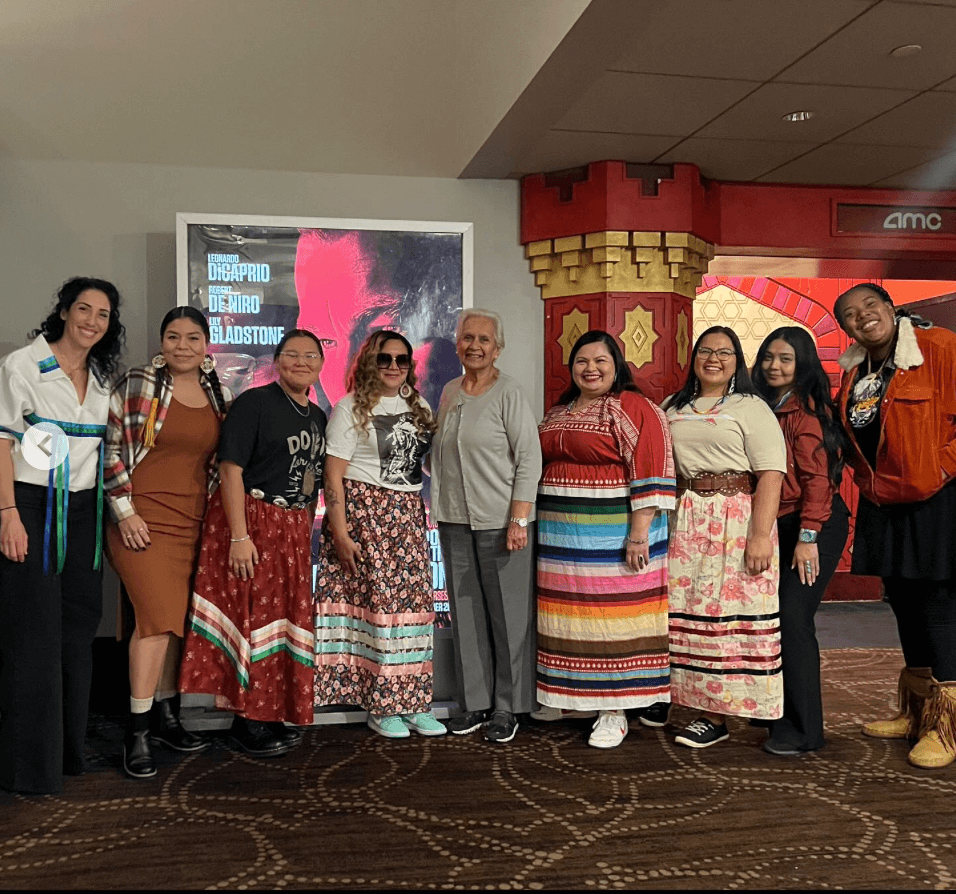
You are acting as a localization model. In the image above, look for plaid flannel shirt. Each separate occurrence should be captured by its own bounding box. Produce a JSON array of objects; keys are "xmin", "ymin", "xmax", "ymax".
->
[{"xmin": 103, "ymin": 364, "xmax": 232, "ymax": 521}]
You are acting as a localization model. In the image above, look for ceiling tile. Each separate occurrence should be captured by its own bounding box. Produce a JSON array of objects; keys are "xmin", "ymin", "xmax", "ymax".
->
[
  {"xmin": 777, "ymin": 1, "xmax": 956, "ymax": 90},
  {"xmin": 870, "ymin": 148, "xmax": 956, "ymax": 189},
  {"xmin": 697, "ymin": 82, "xmax": 915, "ymax": 142},
  {"xmin": 611, "ymin": 0, "xmax": 873, "ymax": 81},
  {"xmin": 656, "ymin": 138, "xmax": 820, "ymax": 181},
  {"xmin": 836, "ymin": 91, "xmax": 956, "ymax": 146},
  {"xmin": 756, "ymin": 143, "xmax": 944, "ymax": 185},
  {"xmin": 511, "ymin": 131, "xmax": 678, "ymax": 177},
  {"xmin": 553, "ymin": 71, "xmax": 756, "ymax": 135}
]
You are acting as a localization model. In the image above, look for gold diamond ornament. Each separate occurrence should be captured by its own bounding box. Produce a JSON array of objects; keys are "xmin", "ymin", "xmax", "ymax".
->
[
  {"xmin": 558, "ymin": 307, "xmax": 591, "ymax": 364},
  {"xmin": 621, "ymin": 306, "xmax": 658, "ymax": 369}
]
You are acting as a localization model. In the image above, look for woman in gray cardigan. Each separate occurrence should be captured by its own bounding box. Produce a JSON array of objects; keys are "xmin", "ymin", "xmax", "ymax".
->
[{"xmin": 432, "ymin": 309, "xmax": 542, "ymax": 744}]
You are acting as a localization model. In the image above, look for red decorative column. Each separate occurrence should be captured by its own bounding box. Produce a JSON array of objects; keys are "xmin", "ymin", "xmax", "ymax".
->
[{"xmin": 522, "ymin": 161, "xmax": 719, "ymax": 406}]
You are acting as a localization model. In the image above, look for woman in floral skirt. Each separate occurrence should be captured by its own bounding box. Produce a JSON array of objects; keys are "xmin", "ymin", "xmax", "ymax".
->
[{"xmin": 314, "ymin": 330, "xmax": 445, "ymax": 738}]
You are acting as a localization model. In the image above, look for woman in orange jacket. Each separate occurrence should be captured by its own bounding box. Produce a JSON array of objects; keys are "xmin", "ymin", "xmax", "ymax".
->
[
  {"xmin": 753, "ymin": 327, "xmax": 849, "ymax": 756},
  {"xmin": 835, "ymin": 283, "xmax": 956, "ymax": 769}
]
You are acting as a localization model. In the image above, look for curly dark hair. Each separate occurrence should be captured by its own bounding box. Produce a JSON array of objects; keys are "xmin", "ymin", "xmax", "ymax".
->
[{"xmin": 30, "ymin": 277, "xmax": 125, "ymax": 380}]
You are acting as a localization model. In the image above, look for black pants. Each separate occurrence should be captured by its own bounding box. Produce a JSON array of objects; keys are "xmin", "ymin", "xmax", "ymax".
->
[
  {"xmin": 0, "ymin": 483, "xmax": 103, "ymax": 793},
  {"xmin": 885, "ymin": 578, "xmax": 956, "ymax": 682},
  {"xmin": 769, "ymin": 496, "xmax": 849, "ymax": 751}
]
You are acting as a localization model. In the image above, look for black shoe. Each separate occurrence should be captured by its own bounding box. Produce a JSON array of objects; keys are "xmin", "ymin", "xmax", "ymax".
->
[
  {"xmin": 749, "ymin": 718, "xmax": 773, "ymax": 729},
  {"xmin": 763, "ymin": 739, "xmax": 803, "ymax": 757},
  {"xmin": 674, "ymin": 718, "xmax": 730, "ymax": 749},
  {"xmin": 123, "ymin": 716, "xmax": 158, "ymax": 780},
  {"xmin": 635, "ymin": 702, "xmax": 671, "ymax": 729},
  {"xmin": 150, "ymin": 697, "xmax": 211, "ymax": 753},
  {"xmin": 484, "ymin": 711, "xmax": 519, "ymax": 744},
  {"xmin": 265, "ymin": 722, "xmax": 304, "ymax": 748},
  {"xmin": 445, "ymin": 710, "xmax": 489, "ymax": 735},
  {"xmin": 228, "ymin": 717, "xmax": 290, "ymax": 757}
]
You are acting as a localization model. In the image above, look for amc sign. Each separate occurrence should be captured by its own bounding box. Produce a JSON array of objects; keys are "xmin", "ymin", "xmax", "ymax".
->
[{"xmin": 837, "ymin": 204, "xmax": 956, "ymax": 236}]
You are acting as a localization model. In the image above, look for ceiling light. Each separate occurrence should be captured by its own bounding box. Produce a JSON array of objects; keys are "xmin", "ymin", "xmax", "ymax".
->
[
  {"xmin": 782, "ymin": 110, "xmax": 814, "ymax": 123},
  {"xmin": 890, "ymin": 44, "xmax": 922, "ymax": 58}
]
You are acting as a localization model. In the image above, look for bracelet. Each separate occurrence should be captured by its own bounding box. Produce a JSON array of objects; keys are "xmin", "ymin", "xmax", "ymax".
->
[
  {"xmin": 0, "ymin": 506, "xmax": 16, "ymax": 512},
  {"xmin": 231, "ymin": 536, "xmax": 251, "ymax": 543},
  {"xmin": 626, "ymin": 536, "xmax": 648, "ymax": 545}
]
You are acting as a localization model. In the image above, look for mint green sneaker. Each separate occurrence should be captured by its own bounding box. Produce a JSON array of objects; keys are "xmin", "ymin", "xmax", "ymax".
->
[
  {"xmin": 367, "ymin": 714, "xmax": 410, "ymax": 739},
  {"xmin": 402, "ymin": 712, "xmax": 447, "ymax": 737}
]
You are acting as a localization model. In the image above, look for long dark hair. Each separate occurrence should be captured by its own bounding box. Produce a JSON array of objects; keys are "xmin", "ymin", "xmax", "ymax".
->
[
  {"xmin": 752, "ymin": 327, "xmax": 847, "ymax": 486},
  {"xmin": 154, "ymin": 306, "xmax": 229, "ymax": 418},
  {"xmin": 30, "ymin": 277, "xmax": 125, "ymax": 380},
  {"xmin": 668, "ymin": 326, "xmax": 757, "ymax": 410},
  {"xmin": 557, "ymin": 330, "xmax": 639, "ymax": 406}
]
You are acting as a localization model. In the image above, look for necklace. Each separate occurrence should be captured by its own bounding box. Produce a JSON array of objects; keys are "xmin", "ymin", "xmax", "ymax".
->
[
  {"xmin": 281, "ymin": 385, "xmax": 310, "ymax": 417},
  {"xmin": 51, "ymin": 348, "xmax": 87, "ymax": 381},
  {"xmin": 690, "ymin": 393, "xmax": 728, "ymax": 415}
]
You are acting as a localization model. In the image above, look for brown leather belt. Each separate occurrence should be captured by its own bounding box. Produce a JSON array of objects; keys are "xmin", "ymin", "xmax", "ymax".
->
[{"xmin": 676, "ymin": 471, "xmax": 757, "ymax": 499}]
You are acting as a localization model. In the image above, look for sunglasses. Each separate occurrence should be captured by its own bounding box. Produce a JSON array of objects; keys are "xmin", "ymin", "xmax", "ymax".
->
[{"xmin": 376, "ymin": 352, "xmax": 411, "ymax": 370}]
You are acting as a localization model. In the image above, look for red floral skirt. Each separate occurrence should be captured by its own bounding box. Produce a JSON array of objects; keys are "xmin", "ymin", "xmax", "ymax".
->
[{"xmin": 179, "ymin": 491, "xmax": 315, "ymax": 724}]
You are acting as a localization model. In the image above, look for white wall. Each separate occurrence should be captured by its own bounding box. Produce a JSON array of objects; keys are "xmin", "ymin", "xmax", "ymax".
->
[{"xmin": 0, "ymin": 157, "xmax": 543, "ymax": 640}]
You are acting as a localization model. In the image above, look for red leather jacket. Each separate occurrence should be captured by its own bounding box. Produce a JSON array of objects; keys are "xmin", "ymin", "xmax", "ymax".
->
[
  {"xmin": 837, "ymin": 322, "xmax": 956, "ymax": 506},
  {"xmin": 775, "ymin": 396, "xmax": 837, "ymax": 531}
]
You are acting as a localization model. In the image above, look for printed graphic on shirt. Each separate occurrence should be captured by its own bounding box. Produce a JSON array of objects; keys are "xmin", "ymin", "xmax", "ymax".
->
[
  {"xmin": 848, "ymin": 372, "xmax": 885, "ymax": 429},
  {"xmin": 373, "ymin": 413, "xmax": 428, "ymax": 486},
  {"xmin": 286, "ymin": 419, "xmax": 326, "ymax": 500}
]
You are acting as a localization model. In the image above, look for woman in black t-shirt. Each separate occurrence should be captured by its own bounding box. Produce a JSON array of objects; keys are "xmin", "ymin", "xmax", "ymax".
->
[{"xmin": 179, "ymin": 330, "xmax": 326, "ymax": 757}]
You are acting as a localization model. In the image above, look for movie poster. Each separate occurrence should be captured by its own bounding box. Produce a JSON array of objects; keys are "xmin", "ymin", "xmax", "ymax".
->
[{"xmin": 177, "ymin": 213, "xmax": 474, "ymax": 626}]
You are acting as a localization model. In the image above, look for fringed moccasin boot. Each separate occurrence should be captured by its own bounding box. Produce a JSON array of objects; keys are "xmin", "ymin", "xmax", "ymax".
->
[{"xmin": 863, "ymin": 666, "xmax": 933, "ymax": 740}]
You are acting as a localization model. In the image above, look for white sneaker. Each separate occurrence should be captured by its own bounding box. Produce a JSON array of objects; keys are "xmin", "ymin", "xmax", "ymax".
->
[
  {"xmin": 530, "ymin": 705, "xmax": 599, "ymax": 722},
  {"xmin": 587, "ymin": 711, "xmax": 629, "ymax": 749}
]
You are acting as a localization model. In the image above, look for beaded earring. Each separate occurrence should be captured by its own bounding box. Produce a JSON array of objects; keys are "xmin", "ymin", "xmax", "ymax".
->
[
  {"xmin": 200, "ymin": 355, "xmax": 216, "ymax": 373},
  {"xmin": 151, "ymin": 353, "xmax": 166, "ymax": 369},
  {"xmin": 727, "ymin": 374, "xmax": 736, "ymax": 395},
  {"xmin": 399, "ymin": 382, "xmax": 413, "ymax": 399}
]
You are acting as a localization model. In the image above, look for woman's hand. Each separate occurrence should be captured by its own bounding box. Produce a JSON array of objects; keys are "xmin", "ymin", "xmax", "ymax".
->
[
  {"xmin": 332, "ymin": 533, "xmax": 363, "ymax": 575},
  {"xmin": 506, "ymin": 521, "xmax": 528, "ymax": 551},
  {"xmin": 744, "ymin": 534, "xmax": 773, "ymax": 576},
  {"xmin": 793, "ymin": 541, "xmax": 819, "ymax": 587},
  {"xmin": 118, "ymin": 514, "xmax": 151, "ymax": 551},
  {"xmin": 0, "ymin": 510, "xmax": 28, "ymax": 562},
  {"xmin": 229, "ymin": 538, "xmax": 259, "ymax": 580},
  {"xmin": 625, "ymin": 537, "xmax": 650, "ymax": 573}
]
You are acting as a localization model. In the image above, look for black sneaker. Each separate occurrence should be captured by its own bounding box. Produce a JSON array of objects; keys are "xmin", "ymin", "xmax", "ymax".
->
[
  {"xmin": 228, "ymin": 717, "xmax": 290, "ymax": 757},
  {"xmin": 635, "ymin": 702, "xmax": 671, "ymax": 728},
  {"xmin": 674, "ymin": 718, "xmax": 730, "ymax": 749},
  {"xmin": 446, "ymin": 710, "xmax": 489, "ymax": 735},
  {"xmin": 484, "ymin": 711, "xmax": 518, "ymax": 744},
  {"xmin": 763, "ymin": 739, "xmax": 803, "ymax": 756}
]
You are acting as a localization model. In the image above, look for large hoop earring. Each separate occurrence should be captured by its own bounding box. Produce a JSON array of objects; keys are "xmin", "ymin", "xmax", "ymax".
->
[
  {"xmin": 151, "ymin": 353, "xmax": 166, "ymax": 370},
  {"xmin": 200, "ymin": 354, "xmax": 216, "ymax": 374},
  {"xmin": 399, "ymin": 383, "xmax": 412, "ymax": 399},
  {"xmin": 727, "ymin": 374, "xmax": 736, "ymax": 395}
]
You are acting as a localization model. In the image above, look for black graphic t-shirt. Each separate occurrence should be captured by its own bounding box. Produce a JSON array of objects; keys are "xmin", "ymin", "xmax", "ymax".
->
[
  {"xmin": 218, "ymin": 382, "xmax": 327, "ymax": 503},
  {"xmin": 326, "ymin": 393, "xmax": 432, "ymax": 493}
]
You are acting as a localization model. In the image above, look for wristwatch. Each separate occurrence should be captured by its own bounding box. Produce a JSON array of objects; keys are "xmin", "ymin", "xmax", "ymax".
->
[
  {"xmin": 509, "ymin": 517, "xmax": 528, "ymax": 528},
  {"xmin": 798, "ymin": 528, "xmax": 818, "ymax": 543}
]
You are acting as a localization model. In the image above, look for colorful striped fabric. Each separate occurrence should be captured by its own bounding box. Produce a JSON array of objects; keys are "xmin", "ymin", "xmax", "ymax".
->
[{"xmin": 536, "ymin": 392, "xmax": 676, "ymax": 711}]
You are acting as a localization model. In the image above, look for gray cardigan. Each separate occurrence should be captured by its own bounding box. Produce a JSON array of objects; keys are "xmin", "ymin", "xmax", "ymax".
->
[{"xmin": 431, "ymin": 373, "xmax": 542, "ymax": 530}]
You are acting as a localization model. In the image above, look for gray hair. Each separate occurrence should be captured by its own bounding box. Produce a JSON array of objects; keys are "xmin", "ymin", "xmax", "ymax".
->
[{"xmin": 456, "ymin": 308, "xmax": 505, "ymax": 350}]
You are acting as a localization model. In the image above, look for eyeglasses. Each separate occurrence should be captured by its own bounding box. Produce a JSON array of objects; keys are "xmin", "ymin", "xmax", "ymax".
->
[
  {"xmin": 278, "ymin": 351, "xmax": 322, "ymax": 362},
  {"xmin": 376, "ymin": 352, "xmax": 411, "ymax": 370},
  {"xmin": 697, "ymin": 347, "xmax": 736, "ymax": 361}
]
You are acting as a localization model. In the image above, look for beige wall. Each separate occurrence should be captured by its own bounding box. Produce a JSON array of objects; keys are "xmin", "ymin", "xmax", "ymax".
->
[{"xmin": 0, "ymin": 157, "xmax": 542, "ymax": 639}]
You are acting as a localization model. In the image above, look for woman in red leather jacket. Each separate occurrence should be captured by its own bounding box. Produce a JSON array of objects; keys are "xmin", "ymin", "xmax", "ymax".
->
[
  {"xmin": 753, "ymin": 327, "xmax": 850, "ymax": 756},
  {"xmin": 835, "ymin": 283, "xmax": 956, "ymax": 770}
]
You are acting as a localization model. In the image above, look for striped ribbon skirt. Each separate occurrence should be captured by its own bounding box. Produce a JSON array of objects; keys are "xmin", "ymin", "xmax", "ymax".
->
[{"xmin": 313, "ymin": 480, "xmax": 434, "ymax": 716}]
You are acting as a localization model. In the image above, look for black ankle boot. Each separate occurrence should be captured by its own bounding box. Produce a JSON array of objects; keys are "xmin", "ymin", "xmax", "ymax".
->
[
  {"xmin": 228, "ymin": 716, "xmax": 290, "ymax": 758},
  {"xmin": 150, "ymin": 696, "xmax": 210, "ymax": 753},
  {"xmin": 124, "ymin": 712, "xmax": 157, "ymax": 779},
  {"xmin": 265, "ymin": 722, "xmax": 304, "ymax": 748}
]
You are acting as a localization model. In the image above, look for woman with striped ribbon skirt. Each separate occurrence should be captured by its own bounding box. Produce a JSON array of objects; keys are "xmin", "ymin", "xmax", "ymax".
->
[
  {"xmin": 179, "ymin": 330, "xmax": 327, "ymax": 757},
  {"xmin": 0, "ymin": 277, "xmax": 124, "ymax": 793},
  {"xmin": 663, "ymin": 326, "xmax": 786, "ymax": 749},
  {"xmin": 314, "ymin": 330, "xmax": 445, "ymax": 739},
  {"xmin": 104, "ymin": 307, "xmax": 232, "ymax": 779},
  {"xmin": 536, "ymin": 330, "xmax": 676, "ymax": 750}
]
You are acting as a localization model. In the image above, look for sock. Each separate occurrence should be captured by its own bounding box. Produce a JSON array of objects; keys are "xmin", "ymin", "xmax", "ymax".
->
[{"xmin": 131, "ymin": 696, "xmax": 154, "ymax": 714}]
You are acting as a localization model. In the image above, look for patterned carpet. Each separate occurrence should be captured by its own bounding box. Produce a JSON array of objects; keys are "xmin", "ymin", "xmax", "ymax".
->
[{"xmin": 2, "ymin": 648, "xmax": 955, "ymax": 890}]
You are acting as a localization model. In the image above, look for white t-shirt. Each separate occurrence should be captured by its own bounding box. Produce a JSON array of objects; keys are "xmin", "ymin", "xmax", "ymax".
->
[
  {"xmin": 0, "ymin": 335, "xmax": 111, "ymax": 490},
  {"xmin": 326, "ymin": 393, "xmax": 432, "ymax": 492}
]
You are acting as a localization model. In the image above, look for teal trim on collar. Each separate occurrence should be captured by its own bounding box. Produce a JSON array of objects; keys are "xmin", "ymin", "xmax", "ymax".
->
[{"xmin": 38, "ymin": 356, "xmax": 60, "ymax": 374}]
